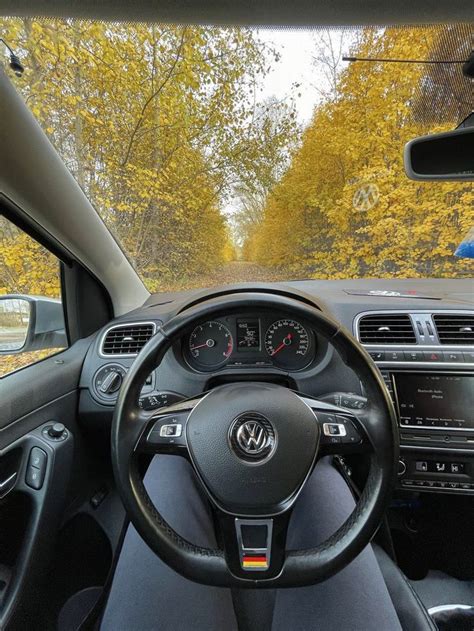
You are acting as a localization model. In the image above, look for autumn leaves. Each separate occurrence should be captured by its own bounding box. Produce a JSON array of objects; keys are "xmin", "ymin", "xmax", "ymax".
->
[{"xmin": 246, "ymin": 28, "xmax": 474, "ymax": 280}]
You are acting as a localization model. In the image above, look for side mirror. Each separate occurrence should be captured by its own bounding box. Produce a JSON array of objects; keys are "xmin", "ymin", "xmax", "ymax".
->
[
  {"xmin": 404, "ymin": 127, "xmax": 474, "ymax": 181},
  {"xmin": 0, "ymin": 295, "xmax": 67, "ymax": 354}
]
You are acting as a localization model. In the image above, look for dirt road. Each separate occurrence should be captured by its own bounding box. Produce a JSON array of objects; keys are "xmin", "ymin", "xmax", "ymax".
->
[{"xmin": 200, "ymin": 261, "xmax": 286, "ymax": 286}]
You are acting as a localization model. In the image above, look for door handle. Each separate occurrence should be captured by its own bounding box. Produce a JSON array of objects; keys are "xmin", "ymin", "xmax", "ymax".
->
[{"xmin": 0, "ymin": 472, "xmax": 17, "ymax": 499}]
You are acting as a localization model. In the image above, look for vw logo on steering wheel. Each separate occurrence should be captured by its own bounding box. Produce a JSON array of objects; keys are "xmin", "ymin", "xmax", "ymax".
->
[
  {"xmin": 237, "ymin": 420, "xmax": 268, "ymax": 454},
  {"xmin": 229, "ymin": 413, "xmax": 276, "ymax": 463}
]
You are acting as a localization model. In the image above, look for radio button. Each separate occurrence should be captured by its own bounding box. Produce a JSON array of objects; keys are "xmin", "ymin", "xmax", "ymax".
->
[
  {"xmin": 415, "ymin": 461, "xmax": 428, "ymax": 472},
  {"xmin": 369, "ymin": 351, "xmax": 385, "ymax": 361},
  {"xmin": 423, "ymin": 351, "xmax": 443, "ymax": 362},
  {"xmin": 386, "ymin": 351, "xmax": 403, "ymax": 361}
]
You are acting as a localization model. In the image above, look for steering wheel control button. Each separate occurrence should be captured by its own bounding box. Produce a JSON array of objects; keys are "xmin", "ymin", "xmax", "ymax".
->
[
  {"xmin": 42, "ymin": 423, "xmax": 68, "ymax": 441},
  {"xmin": 229, "ymin": 413, "xmax": 276, "ymax": 463},
  {"xmin": 235, "ymin": 519, "xmax": 272, "ymax": 572},
  {"xmin": 323, "ymin": 423, "xmax": 347, "ymax": 437},
  {"xmin": 147, "ymin": 416, "xmax": 187, "ymax": 448},
  {"xmin": 159, "ymin": 424, "xmax": 182, "ymax": 438},
  {"xmin": 317, "ymin": 412, "xmax": 362, "ymax": 446}
]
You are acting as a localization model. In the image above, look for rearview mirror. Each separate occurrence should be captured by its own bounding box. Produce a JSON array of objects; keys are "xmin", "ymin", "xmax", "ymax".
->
[
  {"xmin": 0, "ymin": 295, "xmax": 67, "ymax": 354},
  {"xmin": 404, "ymin": 127, "xmax": 474, "ymax": 181}
]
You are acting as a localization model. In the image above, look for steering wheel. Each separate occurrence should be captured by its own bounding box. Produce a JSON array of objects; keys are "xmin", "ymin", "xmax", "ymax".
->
[{"xmin": 111, "ymin": 293, "xmax": 398, "ymax": 587}]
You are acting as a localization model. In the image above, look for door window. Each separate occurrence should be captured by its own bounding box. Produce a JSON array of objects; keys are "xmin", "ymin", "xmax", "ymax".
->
[{"xmin": 0, "ymin": 215, "xmax": 67, "ymax": 377}]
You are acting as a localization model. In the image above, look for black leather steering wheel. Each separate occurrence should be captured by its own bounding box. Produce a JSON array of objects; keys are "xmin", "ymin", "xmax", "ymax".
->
[{"xmin": 111, "ymin": 293, "xmax": 398, "ymax": 587}]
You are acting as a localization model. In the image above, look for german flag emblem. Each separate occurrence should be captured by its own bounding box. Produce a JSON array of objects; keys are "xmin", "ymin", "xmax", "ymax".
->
[{"xmin": 242, "ymin": 555, "xmax": 268, "ymax": 570}]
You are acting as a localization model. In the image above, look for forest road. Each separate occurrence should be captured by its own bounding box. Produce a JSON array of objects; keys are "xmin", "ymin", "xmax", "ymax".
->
[{"xmin": 199, "ymin": 261, "xmax": 286, "ymax": 285}]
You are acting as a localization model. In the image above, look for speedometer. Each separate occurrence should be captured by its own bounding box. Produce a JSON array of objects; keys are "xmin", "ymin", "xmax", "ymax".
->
[{"xmin": 264, "ymin": 319, "xmax": 310, "ymax": 369}]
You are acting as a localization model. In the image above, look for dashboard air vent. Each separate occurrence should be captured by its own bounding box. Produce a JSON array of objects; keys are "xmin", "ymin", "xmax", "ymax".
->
[
  {"xmin": 433, "ymin": 314, "xmax": 474, "ymax": 345},
  {"xmin": 358, "ymin": 314, "xmax": 416, "ymax": 344},
  {"xmin": 102, "ymin": 323, "xmax": 156, "ymax": 355}
]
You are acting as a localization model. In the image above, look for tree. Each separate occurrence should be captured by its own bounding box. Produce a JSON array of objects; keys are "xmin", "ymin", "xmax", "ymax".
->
[
  {"xmin": 231, "ymin": 97, "xmax": 298, "ymax": 256},
  {"xmin": 247, "ymin": 27, "xmax": 474, "ymax": 280},
  {"xmin": 0, "ymin": 19, "xmax": 296, "ymax": 291},
  {"xmin": 0, "ymin": 217, "xmax": 60, "ymax": 296}
]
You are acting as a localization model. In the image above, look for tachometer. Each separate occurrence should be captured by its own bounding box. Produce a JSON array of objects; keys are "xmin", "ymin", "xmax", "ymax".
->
[
  {"xmin": 264, "ymin": 319, "xmax": 310, "ymax": 369},
  {"xmin": 188, "ymin": 321, "xmax": 233, "ymax": 369}
]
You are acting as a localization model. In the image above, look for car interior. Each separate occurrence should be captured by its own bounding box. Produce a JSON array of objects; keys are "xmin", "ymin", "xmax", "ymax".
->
[{"xmin": 0, "ymin": 1, "xmax": 473, "ymax": 630}]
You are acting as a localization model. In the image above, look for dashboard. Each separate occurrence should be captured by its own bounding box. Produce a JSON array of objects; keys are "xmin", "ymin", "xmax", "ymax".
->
[
  {"xmin": 78, "ymin": 278, "xmax": 474, "ymax": 496},
  {"xmin": 183, "ymin": 313, "xmax": 316, "ymax": 372}
]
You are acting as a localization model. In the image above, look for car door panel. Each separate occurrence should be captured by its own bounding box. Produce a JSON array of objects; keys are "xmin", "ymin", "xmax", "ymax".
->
[
  {"xmin": 0, "ymin": 338, "xmax": 91, "ymax": 446},
  {"xmin": 0, "ymin": 338, "xmax": 91, "ymax": 630}
]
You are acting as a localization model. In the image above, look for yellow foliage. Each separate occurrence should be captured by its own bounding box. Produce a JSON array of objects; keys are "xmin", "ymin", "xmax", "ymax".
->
[
  {"xmin": 0, "ymin": 19, "xmax": 294, "ymax": 292},
  {"xmin": 248, "ymin": 28, "xmax": 474, "ymax": 280},
  {"xmin": 0, "ymin": 218, "xmax": 60, "ymax": 297},
  {"xmin": 1, "ymin": 22, "xmax": 471, "ymax": 296}
]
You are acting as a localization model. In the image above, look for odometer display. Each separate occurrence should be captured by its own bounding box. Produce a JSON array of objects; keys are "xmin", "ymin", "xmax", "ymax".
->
[
  {"xmin": 188, "ymin": 321, "xmax": 233, "ymax": 369},
  {"xmin": 264, "ymin": 319, "xmax": 310, "ymax": 369}
]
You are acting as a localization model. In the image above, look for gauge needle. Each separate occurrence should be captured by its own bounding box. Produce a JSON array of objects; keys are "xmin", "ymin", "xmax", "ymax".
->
[
  {"xmin": 190, "ymin": 343, "xmax": 208, "ymax": 351},
  {"xmin": 271, "ymin": 333, "xmax": 292, "ymax": 356},
  {"xmin": 190, "ymin": 339, "xmax": 215, "ymax": 351}
]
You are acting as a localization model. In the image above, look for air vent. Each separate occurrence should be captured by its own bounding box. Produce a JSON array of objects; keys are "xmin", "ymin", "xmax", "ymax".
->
[
  {"xmin": 358, "ymin": 314, "xmax": 416, "ymax": 344},
  {"xmin": 433, "ymin": 314, "xmax": 474, "ymax": 345},
  {"xmin": 101, "ymin": 322, "xmax": 156, "ymax": 355}
]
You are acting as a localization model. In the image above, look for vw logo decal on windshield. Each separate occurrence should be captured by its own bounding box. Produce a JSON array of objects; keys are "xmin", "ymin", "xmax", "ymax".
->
[{"xmin": 229, "ymin": 413, "xmax": 276, "ymax": 463}]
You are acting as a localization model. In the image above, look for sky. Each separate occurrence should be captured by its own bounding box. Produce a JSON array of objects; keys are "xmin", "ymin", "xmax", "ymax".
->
[
  {"xmin": 225, "ymin": 29, "xmax": 336, "ymax": 224},
  {"xmin": 226, "ymin": 28, "xmax": 356, "ymax": 224},
  {"xmin": 257, "ymin": 29, "xmax": 357, "ymax": 126},
  {"xmin": 258, "ymin": 29, "xmax": 319, "ymax": 125}
]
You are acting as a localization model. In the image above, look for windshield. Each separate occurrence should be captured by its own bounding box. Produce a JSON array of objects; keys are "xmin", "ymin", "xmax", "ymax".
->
[{"xmin": 1, "ymin": 21, "xmax": 473, "ymax": 291}]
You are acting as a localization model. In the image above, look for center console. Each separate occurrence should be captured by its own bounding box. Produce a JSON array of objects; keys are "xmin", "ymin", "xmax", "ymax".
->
[
  {"xmin": 382, "ymin": 370, "xmax": 474, "ymax": 494},
  {"xmin": 355, "ymin": 309, "xmax": 474, "ymax": 495}
]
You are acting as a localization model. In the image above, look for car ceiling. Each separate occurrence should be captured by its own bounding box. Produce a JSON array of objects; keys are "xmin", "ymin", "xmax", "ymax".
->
[{"xmin": 0, "ymin": 0, "xmax": 473, "ymax": 25}]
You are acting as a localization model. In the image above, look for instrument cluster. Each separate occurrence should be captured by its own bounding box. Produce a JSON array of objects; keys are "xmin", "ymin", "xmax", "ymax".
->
[{"xmin": 182, "ymin": 314, "xmax": 317, "ymax": 372}]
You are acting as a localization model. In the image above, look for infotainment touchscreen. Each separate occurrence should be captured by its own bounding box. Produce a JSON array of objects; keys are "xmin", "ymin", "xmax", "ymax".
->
[{"xmin": 393, "ymin": 373, "xmax": 474, "ymax": 430}]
